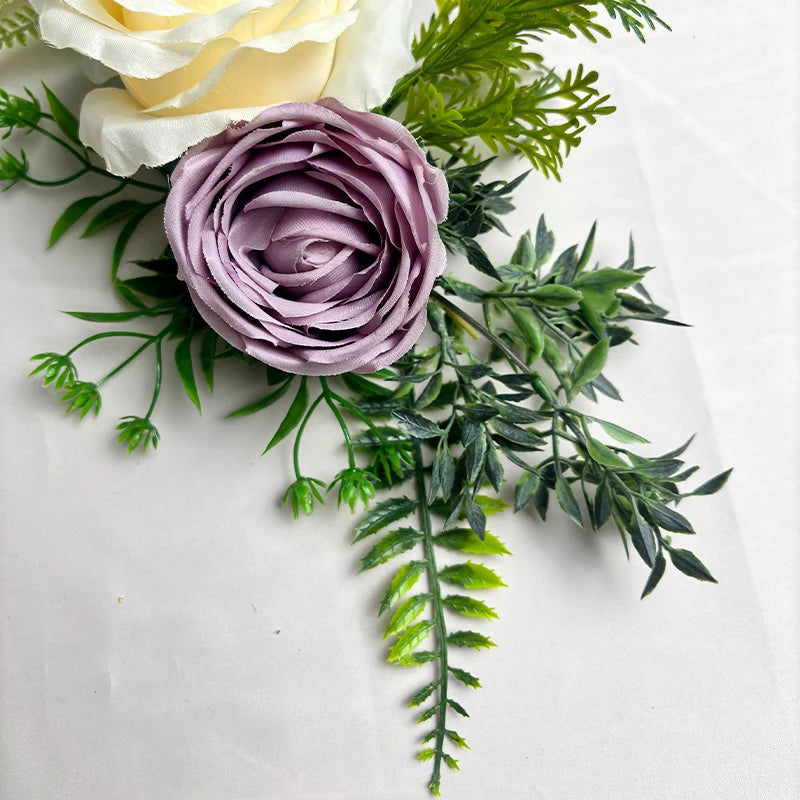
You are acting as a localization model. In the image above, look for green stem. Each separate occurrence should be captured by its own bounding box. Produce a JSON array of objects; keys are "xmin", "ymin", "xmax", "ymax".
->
[
  {"xmin": 144, "ymin": 339, "xmax": 163, "ymax": 420},
  {"xmin": 66, "ymin": 330, "xmax": 151, "ymax": 357},
  {"xmin": 30, "ymin": 124, "xmax": 167, "ymax": 194},
  {"xmin": 413, "ymin": 439, "xmax": 449, "ymax": 796},
  {"xmin": 292, "ymin": 393, "xmax": 325, "ymax": 479},
  {"xmin": 320, "ymin": 377, "xmax": 355, "ymax": 468},
  {"xmin": 95, "ymin": 339, "xmax": 152, "ymax": 388},
  {"xmin": 327, "ymin": 391, "xmax": 390, "ymax": 445},
  {"xmin": 23, "ymin": 168, "xmax": 90, "ymax": 187},
  {"xmin": 433, "ymin": 290, "xmax": 527, "ymax": 373},
  {"xmin": 379, "ymin": 69, "xmax": 420, "ymax": 116}
]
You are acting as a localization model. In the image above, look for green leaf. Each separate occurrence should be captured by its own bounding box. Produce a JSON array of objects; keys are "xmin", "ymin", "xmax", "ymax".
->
[
  {"xmin": 465, "ymin": 431, "xmax": 487, "ymax": 485},
  {"xmin": 448, "ymin": 666, "xmax": 481, "ymax": 689},
  {"xmin": 511, "ymin": 230, "xmax": 534, "ymax": 271},
  {"xmin": 429, "ymin": 445, "xmax": 455, "ymax": 502},
  {"xmin": 513, "ymin": 471, "xmax": 538, "ymax": 513},
  {"xmin": 496, "ymin": 262, "xmax": 532, "ymax": 283},
  {"xmin": 641, "ymin": 552, "xmax": 667, "ymax": 599},
  {"xmin": 575, "ymin": 221, "xmax": 596, "ymax": 273},
  {"xmin": 174, "ymin": 336, "xmax": 200, "ymax": 412},
  {"xmin": 574, "ymin": 268, "xmax": 642, "ymax": 293},
  {"xmin": 442, "ymin": 595, "xmax": 498, "ymax": 620},
  {"xmin": 64, "ymin": 310, "xmax": 147, "ymax": 323},
  {"xmin": 629, "ymin": 502, "xmax": 657, "ymax": 567},
  {"xmin": 112, "ymin": 207, "xmax": 154, "ymax": 280},
  {"xmin": 668, "ymin": 548, "xmax": 717, "ymax": 583},
  {"xmin": 595, "ymin": 479, "xmax": 612, "ymax": 528},
  {"xmin": 417, "ymin": 372, "xmax": 443, "ymax": 409},
  {"xmin": 392, "ymin": 409, "xmax": 442, "ymax": 439},
  {"xmin": 465, "ymin": 496, "xmax": 486, "ymax": 538},
  {"xmin": 133, "ymin": 256, "xmax": 178, "ymax": 275},
  {"xmin": 583, "ymin": 432, "xmax": 628, "ymax": 469},
  {"xmin": 570, "ymin": 338, "xmax": 609, "ymax": 397},
  {"xmin": 438, "ymin": 561, "xmax": 506, "ymax": 590},
  {"xmin": 442, "ymin": 753, "xmax": 460, "ymax": 770},
  {"xmin": 474, "ymin": 494, "xmax": 509, "ymax": 516},
  {"xmin": 354, "ymin": 496, "xmax": 418, "ymax": 543},
  {"xmin": 447, "ymin": 698, "xmax": 469, "ymax": 718},
  {"xmin": 690, "ymin": 468, "xmax": 733, "ymax": 497},
  {"xmin": 434, "ymin": 529, "xmax": 510, "ymax": 556},
  {"xmin": 647, "ymin": 502, "xmax": 694, "ymax": 534},
  {"xmin": 263, "ymin": 376, "xmax": 308, "ymax": 453},
  {"xmin": 527, "ymin": 284, "xmax": 582, "ymax": 307},
  {"xmin": 399, "ymin": 650, "xmax": 438, "ymax": 667},
  {"xmin": 445, "ymin": 729, "xmax": 470, "ymax": 749},
  {"xmin": 479, "ymin": 446, "xmax": 502, "ymax": 496},
  {"xmin": 408, "ymin": 681, "xmax": 438, "ymax": 708},
  {"xmin": 342, "ymin": 372, "xmax": 395, "ymax": 398},
  {"xmin": 491, "ymin": 419, "xmax": 544, "ymax": 449},
  {"xmin": 555, "ymin": 476, "xmax": 582, "ymax": 528},
  {"xmin": 359, "ymin": 528, "xmax": 424, "ymax": 571},
  {"xmin": 227, "ymin": 380, "xmax": 292, "ymax": 419},
  {"xmin": 42, "ymin": 83, "xmax": 80, "ymax": 144},
  {"xmin": 119, "ymin": 275, "xmax": 183, "ymax": 300},
  {"xmin": 535, "ymin": 215, "xmax": 555, "ymax": 266},
  {"xmin": 447, "ymin": 630, "xmax": 495, "ymax": 650},
  {"xmin": 508, "ymin": 304, "xmax": 544, "ymax": 359},
  {"xmin": 49, "ymin": 195, "xmax": 105, "ymax": 247},
  {"xmin": 588, "ymin": 416, "xmax": 650, "ymax": 445},
  {"xmin": 82, "ymin": 200, "xmax": 149, "ymax": 238},
  {"xmin": 384, "ymin": 593, "xmax": 431, "ymax": 639},
  {"xmin": 199, "ymin": 327, "xmax": 217, "ymax": 391},
  {"xmin": 388, "ymin": 620, "xmax": 436, "ymax": 663},
  {"xmin": 378, "ymin": 560, "xmax": 426, "ymax": 615}
]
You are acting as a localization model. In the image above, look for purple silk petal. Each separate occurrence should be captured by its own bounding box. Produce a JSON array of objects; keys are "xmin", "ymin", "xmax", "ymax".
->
[{"xmin": 165, "ymin": 99, "xmax": 449, "ymax": 376}]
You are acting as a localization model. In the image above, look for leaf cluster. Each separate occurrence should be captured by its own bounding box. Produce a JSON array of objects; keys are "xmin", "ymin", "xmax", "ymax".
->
[
  {"xmin": 319, "ymin": 205, "xmax": 727, "ymax": 792},
  {"xmin": 354, "ymin": 484, "xmax": 508, "ymax": 795},
  {"xmin": 386, "ymin": 0, "xmax": 668, "ymax": 177},
  {"xmin": 0, "ymin": 0, "xmax": 38, "ymax": 51}
]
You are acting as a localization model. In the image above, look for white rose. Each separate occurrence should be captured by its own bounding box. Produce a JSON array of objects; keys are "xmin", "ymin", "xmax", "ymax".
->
[{"xmin": 30, "ymin": 0, "xmax": 414, "ymax": 176}]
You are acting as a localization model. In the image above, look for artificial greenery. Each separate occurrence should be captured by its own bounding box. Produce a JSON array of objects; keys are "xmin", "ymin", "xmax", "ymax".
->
[
  {"xmin": 4, "ymin": 13, "xmax": 730, "ymax": 790},
  {"xmin": 383, "ymin": 0, "xmax": 667, "ymax": 178},
  {"xmin": 0, "ymin": 0, "xmax": 37, "ymax": 50}
]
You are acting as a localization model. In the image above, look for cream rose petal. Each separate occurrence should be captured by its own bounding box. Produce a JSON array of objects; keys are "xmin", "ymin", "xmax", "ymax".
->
[
  {"xmin": 80, "ymin": 88, "xmax": 269, "ymax": 176},
  {"xmin": 144, "ymin": 11, "xmax": 358, "ymax": 113},
  {"xmin": 34, "ymin": 0, "xmax": 291, "ymax": 78},
  {"xmin": 323, "ymin": 0, "xmax": 414, "ymax": 110}
]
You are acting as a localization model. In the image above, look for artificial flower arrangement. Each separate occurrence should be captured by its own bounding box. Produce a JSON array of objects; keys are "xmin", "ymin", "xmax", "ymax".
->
[{"xmin": 0, "ymin": 1, "xmax": 731, "ymax": 795}]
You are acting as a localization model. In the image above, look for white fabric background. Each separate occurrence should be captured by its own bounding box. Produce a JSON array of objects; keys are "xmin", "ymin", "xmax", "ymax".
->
[{"xmin": 1, "ymin": 3, "xmax": 798, "ymax": 798}]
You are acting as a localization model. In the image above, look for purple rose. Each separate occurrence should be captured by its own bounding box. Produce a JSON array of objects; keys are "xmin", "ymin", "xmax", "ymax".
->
[{"xmin": 164, "ymin": 100, "xmax": 448, "ymax": 376}]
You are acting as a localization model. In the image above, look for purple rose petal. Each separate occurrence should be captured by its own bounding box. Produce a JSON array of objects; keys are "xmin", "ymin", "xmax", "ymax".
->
[{"xmin": 165, "ymin": 100, "xmax": 449, "ymax": 376}]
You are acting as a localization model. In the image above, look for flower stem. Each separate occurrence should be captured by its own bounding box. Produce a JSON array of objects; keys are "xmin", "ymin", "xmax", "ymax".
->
[
  {"xmin": 320, "ymin": 377, "xmax": 356, "ymax": 469},
  {"xmin": 292, "ymin": 393, "xmax": 325, "ymax": 480},
  {"xmin": 30, "ymin": 124, "xmax": 167, "ymax": 194},
  {"xmin": 95, "ymin": 339, "xmax": 152, "ymax": 388},
  {"xmin": 66, "ymin": 330, "xmax": 151, "ymax": 357},
  {"xmin": 413, "ymin": 438, "xmax": 450, "ymax": 796},
  {"xmin": 432, "ymin": 289, "xmax": 528, "ymax": 374},
  {"xmin": 145, "ymin": 339, "xmax": 163, "ymax": 420},
  {"xmin": 23, "ymin": 168, "xmax": 90, "ymax": 187}
]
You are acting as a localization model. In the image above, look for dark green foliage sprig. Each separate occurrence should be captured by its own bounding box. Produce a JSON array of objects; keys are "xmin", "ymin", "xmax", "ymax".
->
[
  {"xmin": 12, "ymin": 82, "xmax": 730, "ymax": 796},
  {"xmin": 382, "ymin": 1, "xmax": 668, "ymax": 177},
  {"xmin": 0, "ymin": 86, "xmax": 167, "ymax": 288}
]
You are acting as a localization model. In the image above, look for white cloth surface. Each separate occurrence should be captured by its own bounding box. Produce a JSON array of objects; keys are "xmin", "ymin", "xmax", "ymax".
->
[{"xmin": 0, "ymin": 4, "xmax": 798, "ymax": 798}]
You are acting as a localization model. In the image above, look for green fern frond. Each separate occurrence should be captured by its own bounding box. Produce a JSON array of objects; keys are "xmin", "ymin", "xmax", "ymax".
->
[
  {"xmin": 389, "ymin": 0, "xmax": 669, "ymax": 177},
  {"xmin": 0, "ymin": 1, "xmax": 39, "ymax": 51}
]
